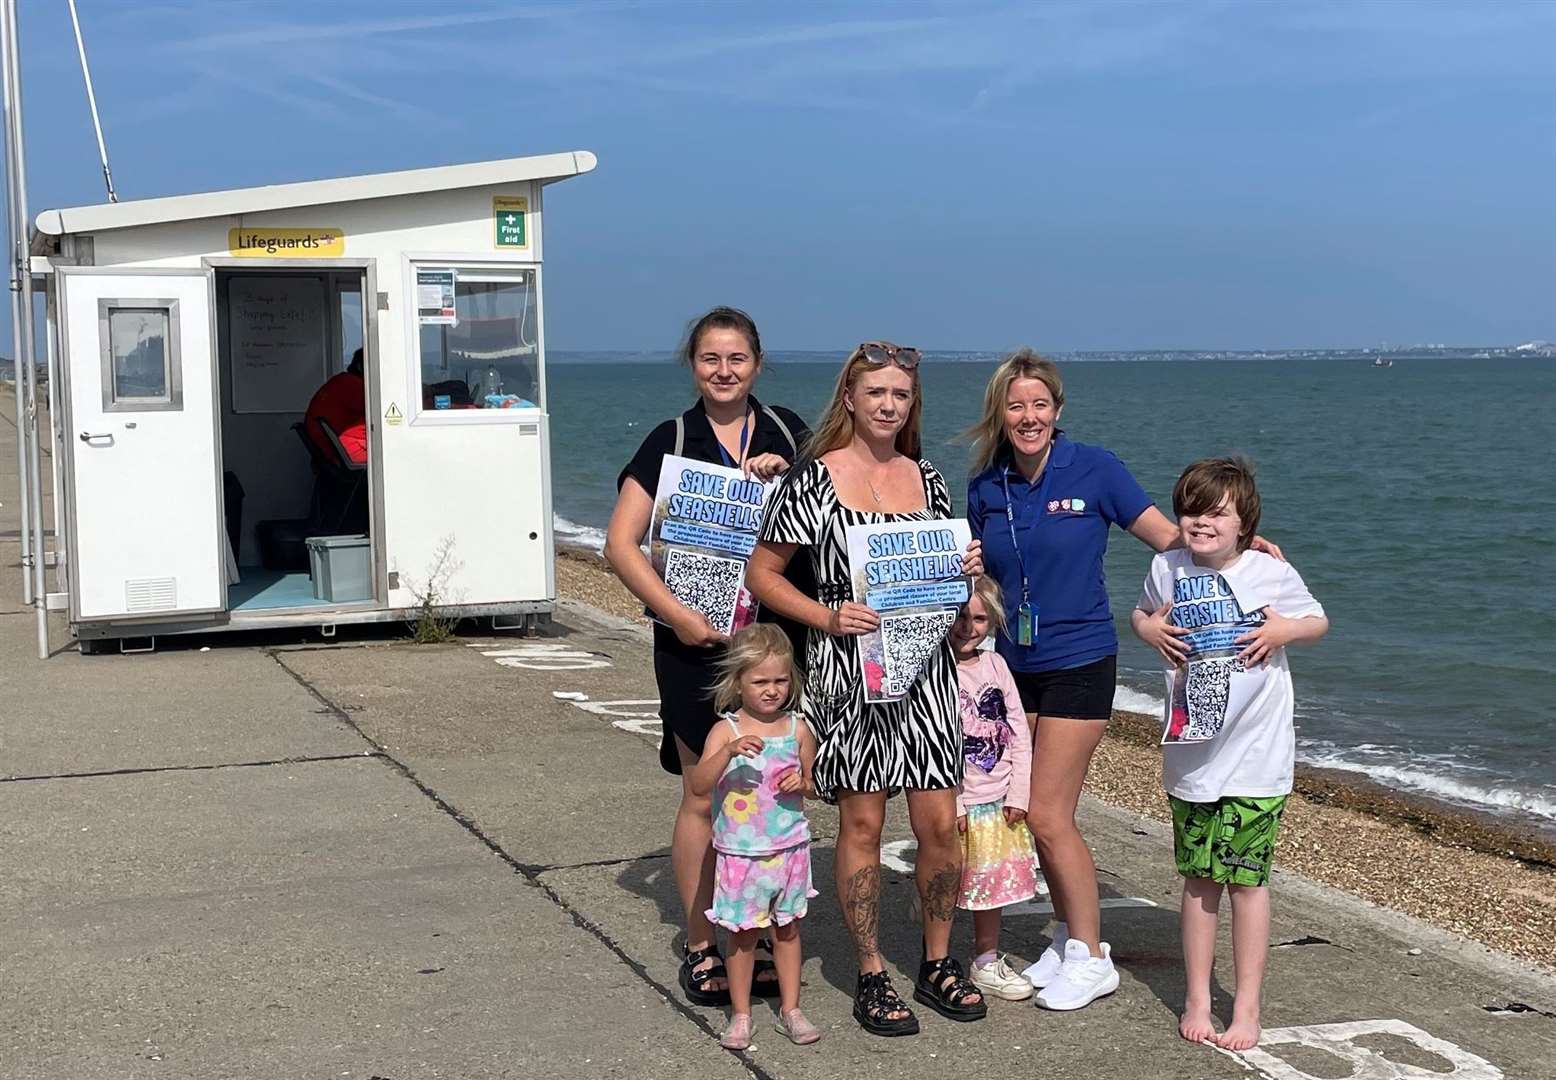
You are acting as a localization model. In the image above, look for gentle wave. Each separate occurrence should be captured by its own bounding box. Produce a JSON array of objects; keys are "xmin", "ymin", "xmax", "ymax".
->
[
  {"xmin": 554, "ymin": 514, "xmax": 607, "ymax": 552},
  {"xmin": 1297, "ymin": 747, "xmax": 1556, "ymax": 824},
  {"xmin": 1112, "ymin": 684, "xmax": 1165, "ymax": 717}
]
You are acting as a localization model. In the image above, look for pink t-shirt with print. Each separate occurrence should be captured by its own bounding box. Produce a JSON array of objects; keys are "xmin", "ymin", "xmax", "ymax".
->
[{"xmin": 955, "ymin": 650, "xmax": 1032, "ymax": 815}]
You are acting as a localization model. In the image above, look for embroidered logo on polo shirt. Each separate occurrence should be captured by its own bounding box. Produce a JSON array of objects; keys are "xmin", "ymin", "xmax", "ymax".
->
[{"xmin": 1049, "ymin": 497, "xmax": 1087, "ymax": 514}]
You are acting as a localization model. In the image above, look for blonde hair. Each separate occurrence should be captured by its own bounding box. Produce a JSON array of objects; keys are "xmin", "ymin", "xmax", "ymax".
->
[
  {"xmin": 710, "ymin": 623, "xmax": 801, "ymax": 713},
  {"xmin": 967, "ymin": 575, "xmax": 1007, "ymax": 638},
  {"xmin": 802, "ymin": 344, "xmax": 923, "ymax": 461},
  {"xmin": 966, "ymin": 347, "xmax": 1065, "ymax": 475}
]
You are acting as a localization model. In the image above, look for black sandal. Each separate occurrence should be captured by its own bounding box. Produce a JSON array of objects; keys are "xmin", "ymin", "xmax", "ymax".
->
[
  {"xmin": 752, "ymin": 936, "xmax": 780, "ymax": 998},
  {"xmin": 913, "ymin": 956, "xmax": 988, "ymax": 1022},
  {"xmin": 679, "ymin": 945, "xmax": 731, "ymax": 1008},
  {"xmin": 853, "ymin": 970, "xmax": 920, "ymax": 1037}
]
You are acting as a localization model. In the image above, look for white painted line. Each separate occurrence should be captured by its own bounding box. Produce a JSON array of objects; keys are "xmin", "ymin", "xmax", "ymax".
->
[
  {"xmin": 1220, "ymin": 1018, "xmax": 1502, "ymax": 1080},
  {"xmin": 611, "ymin": 718, "xmax": 664, "ymax": 736},
  {"xmin": 571, "ymin": 699, "xmax": 660, "ymax": 719},
  {"xmin": 880, "ymin": 839, "xmax": 1152, "ymax": 914},
  {"xmin": 483, "ymin": 648, "xmax": 600, "ymax": 659},
  {"xmin": 493, "ymin": 656, "xmax": 612, "ymax": 670},
  {"xmin": 1003, "ymin": 897, "xmax": 1157, "ymax": 917}
]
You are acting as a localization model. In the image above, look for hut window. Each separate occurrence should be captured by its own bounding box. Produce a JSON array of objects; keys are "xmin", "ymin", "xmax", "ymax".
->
[
  {"xmin": 415, "ymin": 269, "xmax": 539, "ymax": 413},
  {"xmin": 98, "ymin": 299, "xmax": 183, "ymax": 412}
]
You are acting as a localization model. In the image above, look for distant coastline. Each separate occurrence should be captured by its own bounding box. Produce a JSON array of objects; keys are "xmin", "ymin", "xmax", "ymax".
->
[{"xmin": 544, "ymin": 343, "xmax": 1556, "ymax": 364}]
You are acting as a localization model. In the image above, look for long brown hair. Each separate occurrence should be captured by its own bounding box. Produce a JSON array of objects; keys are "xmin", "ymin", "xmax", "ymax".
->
[
  {"xmin": 966, "ymin": 347, "xmax": 1064, "ymax": 475},
  {"xmin": 802, "ymin": 344, "xmax": 923, "ymax": 461}
]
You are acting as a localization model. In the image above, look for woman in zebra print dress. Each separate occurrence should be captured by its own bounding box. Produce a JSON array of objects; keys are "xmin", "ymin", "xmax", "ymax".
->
[{"xmin": 747, "ymin": 342, "xmax": 988, "ymax": 1037}]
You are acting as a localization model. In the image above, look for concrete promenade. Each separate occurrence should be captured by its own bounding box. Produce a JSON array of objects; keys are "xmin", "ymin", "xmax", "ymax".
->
[{"xmin": 3, "ymin": 393, "xmax": 1555, "ymax": 1079}]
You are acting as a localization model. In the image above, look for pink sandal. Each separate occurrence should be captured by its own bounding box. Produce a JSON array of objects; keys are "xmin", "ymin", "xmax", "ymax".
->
[
  {"xmin": 774, "ymin": 1007, "xmax": 822, "ymax": 1045},
  {"xmin": 719, "ymin": 1013, "xmax": 754, "ymax": 1050}
]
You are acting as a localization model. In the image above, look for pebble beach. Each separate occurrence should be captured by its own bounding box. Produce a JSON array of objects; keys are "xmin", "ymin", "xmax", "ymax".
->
[{"xmin": 555, "ymin": 545, "xmax": 1556, "ymax": 973}]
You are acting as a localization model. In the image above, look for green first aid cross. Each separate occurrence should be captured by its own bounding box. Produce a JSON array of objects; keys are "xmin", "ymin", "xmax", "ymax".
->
[{"xmin": 494, "ymin": 196, "xmax": 528, "ymax": 248}]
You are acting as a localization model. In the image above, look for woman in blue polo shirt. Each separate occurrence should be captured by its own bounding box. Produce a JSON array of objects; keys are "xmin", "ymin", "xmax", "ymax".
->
[{"xmin": 967, "ymin": 349, "xmax": 1273, "ymax": 1012}]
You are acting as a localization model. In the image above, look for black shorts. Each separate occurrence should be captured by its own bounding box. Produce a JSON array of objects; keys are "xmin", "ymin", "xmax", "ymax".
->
[
  {"xmin": 652, "ymin": 626, "xmax": 722, "ymax": 776},
  {"xmin": 1011, "ymin": 655, "xmax": 1116, "ymax": 721}
]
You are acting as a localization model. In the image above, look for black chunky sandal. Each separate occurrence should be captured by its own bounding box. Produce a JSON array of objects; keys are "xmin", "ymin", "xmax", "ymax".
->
[
  {"xmin": 752, "ymin": 936, "xmax": 780, "ymax": 998},
  {"xmin": 853, "ymin": 970, "xmax": 920, "ymax": 1037},
  {"xmin": 913, "ymin": 956, "xmax": 988, "ymax": 1022},
  {"xmin": 679, "ymin": 945, "xmax": 731, "ymax": 1008}
]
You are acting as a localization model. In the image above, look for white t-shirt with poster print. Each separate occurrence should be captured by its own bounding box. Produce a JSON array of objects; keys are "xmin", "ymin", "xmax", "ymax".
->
[{"xmin": 1138, "ymin": 549, "xmax": 1324, "ymax": 802}]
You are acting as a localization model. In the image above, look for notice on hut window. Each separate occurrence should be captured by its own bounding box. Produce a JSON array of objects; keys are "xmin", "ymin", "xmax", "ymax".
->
[
  {"xmin": 493, "ymin": 196, "xmax": 528, "ymax": 249},
  {"xmin": 416, "ymin": 268, "xmax": 457, "ymax": 326}
]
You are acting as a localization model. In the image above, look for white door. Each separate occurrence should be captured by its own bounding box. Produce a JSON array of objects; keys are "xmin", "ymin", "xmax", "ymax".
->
[{"xmin": 59, "ymin": 269, "xmax": 225, "ymax": 622}]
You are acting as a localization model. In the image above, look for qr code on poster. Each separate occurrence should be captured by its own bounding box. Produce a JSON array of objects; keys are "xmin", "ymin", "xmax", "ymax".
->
[
  {"xmin": 1181, "ymin": 658, "xmax": 1235, "ymax": 741},
  {"xmin": 664, "ymin": 548, "xmax": 744, "ymax": 635},
  {"xmin": 880, "ymin": 610, "xmax": 956, "ymax": 696}
]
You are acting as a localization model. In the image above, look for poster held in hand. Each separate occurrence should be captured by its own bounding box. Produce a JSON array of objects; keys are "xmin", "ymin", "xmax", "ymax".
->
[
  {"xmin": 845, "ymin": 519, "xmax": 972, "ymax": 703},
  {"xmin": 647, "ymin": 454, "xmax": 775, "ymax": 635}
]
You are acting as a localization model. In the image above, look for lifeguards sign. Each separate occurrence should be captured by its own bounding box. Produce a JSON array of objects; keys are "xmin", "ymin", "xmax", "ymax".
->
[
  {"xmin": 494, "ymin": 195, "xmax": 528, "ymax": 249},
  {"xmin": 228, "ymin": 228, "xmax": 345, "ymax": 257}
]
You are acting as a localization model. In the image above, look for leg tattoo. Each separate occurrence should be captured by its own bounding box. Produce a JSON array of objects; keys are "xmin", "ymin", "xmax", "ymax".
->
[
  {"xmin": 921, "ymin": 864, "xmax": 960, "ymax": 924},
  {"xmin": 843, "ymin": 864, "xmax": 882, "ymax": 962}
]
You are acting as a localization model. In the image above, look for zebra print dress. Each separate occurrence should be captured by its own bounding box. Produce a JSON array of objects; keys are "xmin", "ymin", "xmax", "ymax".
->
[{"xmin": 760, "ymin": 457, "xmax": 963, "ymax": 802}]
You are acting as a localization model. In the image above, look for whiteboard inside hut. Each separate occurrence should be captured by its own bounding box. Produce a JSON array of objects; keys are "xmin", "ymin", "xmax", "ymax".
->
[{"xmin": 226, "ymin": 274, "xmax": 329, "ymax": 414}]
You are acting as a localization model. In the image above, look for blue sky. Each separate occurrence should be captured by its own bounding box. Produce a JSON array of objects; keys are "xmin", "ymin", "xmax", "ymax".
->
[{"xmin": 8, "ymin": 0, "xmax": 1555, "ymax": 351}]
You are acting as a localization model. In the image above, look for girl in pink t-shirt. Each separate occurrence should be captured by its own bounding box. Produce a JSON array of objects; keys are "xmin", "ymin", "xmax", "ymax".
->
[{"xmin": 952, "ymin": 576, "xmax": 1040, "ymax": 1001}]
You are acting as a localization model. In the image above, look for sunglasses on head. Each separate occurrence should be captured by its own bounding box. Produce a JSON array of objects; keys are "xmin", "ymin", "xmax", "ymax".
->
[{"xmin": 857, "ymin": 341, "xmax": 922, "ymax": 371}]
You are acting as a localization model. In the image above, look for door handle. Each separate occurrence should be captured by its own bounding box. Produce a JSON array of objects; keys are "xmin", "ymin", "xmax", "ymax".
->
[{"xmin": 78, "ymin": 431, "xmax": 114, "ymax": 444}]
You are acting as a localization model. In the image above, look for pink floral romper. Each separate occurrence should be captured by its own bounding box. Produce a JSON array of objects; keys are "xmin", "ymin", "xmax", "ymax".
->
[{"xmin": 705, "ymin": 713, "xmax": 817, "ymax": 932}]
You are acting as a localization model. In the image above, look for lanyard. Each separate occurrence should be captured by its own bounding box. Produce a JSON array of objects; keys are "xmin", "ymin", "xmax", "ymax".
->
[
  {"xmin": 716, "ymin": 409, "xmax": 751, "ymax": 469},
  {"xmin": 999, "ymin": 459, "xmax": 1055, "ymax": 607}
]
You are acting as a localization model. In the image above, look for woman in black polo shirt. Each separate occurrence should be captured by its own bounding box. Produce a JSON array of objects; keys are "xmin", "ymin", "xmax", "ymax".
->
[{"xmin": 604, "ymin": 306, "xmax": 810, "ymax": 1009}]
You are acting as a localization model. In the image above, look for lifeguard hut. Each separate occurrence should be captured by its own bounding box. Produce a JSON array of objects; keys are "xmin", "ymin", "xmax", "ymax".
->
[{"xmin": 28, "ymin": 151, "xmax": 596, "ymax": 652}]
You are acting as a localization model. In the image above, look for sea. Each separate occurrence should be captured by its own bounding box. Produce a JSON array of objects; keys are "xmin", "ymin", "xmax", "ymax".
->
[{"xmin": 547, "ymin": 351, "xmax": 1556, "ymax": 834}]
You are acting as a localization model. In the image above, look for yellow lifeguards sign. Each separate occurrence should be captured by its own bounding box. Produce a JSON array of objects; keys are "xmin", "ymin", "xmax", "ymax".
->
[{"xmin": 227, "ymin": 227, "xmax": 345, "ymax": 257}]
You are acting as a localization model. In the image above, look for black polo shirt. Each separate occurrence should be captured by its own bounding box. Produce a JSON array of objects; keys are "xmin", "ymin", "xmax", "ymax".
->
[
  {"xmin": 618, "ymin": 394, "xmax": 808, "ymax": 495},
  {"xmin": 618, "ymin": 394, "xmax": 815, "ymax": 664}
]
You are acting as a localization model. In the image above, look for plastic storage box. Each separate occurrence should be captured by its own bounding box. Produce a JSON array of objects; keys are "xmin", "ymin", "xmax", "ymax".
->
[{"xmin": 305, "ymin": 534, "xmax": 372, "ymax": 602}]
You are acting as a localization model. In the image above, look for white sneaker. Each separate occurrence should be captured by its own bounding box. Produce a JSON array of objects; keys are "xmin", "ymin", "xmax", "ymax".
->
[
  {"xmin": 970, "ymin": 955, "xmax": 1034, "ymax": 1001},
  {"xmin": 1021, "ymin": 924, "xmax": 1069, "ymax": 988},
  {"xmin": 1034, "ymin": 939, "xmax": 1119, "ymax": 1011}
]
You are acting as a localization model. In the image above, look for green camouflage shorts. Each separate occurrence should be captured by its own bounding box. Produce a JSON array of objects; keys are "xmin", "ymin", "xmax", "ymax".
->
[{"xmin": 1169, "ymin": 794, "xmax": 1288, "ymax": 888}]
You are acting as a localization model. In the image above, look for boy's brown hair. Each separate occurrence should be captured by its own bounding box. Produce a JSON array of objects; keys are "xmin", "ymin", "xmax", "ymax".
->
[{"xmin": 1172, "ymin": 457, "xmax": 1261, "ymax": 552}]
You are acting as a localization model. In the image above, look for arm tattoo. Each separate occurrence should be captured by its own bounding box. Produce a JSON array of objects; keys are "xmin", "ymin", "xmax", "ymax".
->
[
  {"xmin": 920, "ymin": 864, "xmax": 960, "ymax": 924},
  {"xmin": 842, "ymin": 864, "xmax": 882, "ymax": 961}
]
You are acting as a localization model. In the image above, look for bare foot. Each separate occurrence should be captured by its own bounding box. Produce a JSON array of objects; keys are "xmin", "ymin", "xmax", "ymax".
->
[
  {"xmin": 1178, "ymin": 1001, "xmax": 1217, "ymax": 1044},
  {"xmin": 1214, "ymin": 1015, "xmax": 1261, "ymax": 1052}
]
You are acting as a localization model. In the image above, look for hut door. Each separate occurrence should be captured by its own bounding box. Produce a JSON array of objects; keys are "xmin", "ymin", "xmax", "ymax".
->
[{"xmin": 58, "ymin": 268, "xmax": 226, "ymax": 622}]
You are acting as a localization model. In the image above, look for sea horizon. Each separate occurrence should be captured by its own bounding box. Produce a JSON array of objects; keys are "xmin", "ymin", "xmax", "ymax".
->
[{"xmin": 546, "ymin": 354, "xmax": 1556, "ymax": 836}]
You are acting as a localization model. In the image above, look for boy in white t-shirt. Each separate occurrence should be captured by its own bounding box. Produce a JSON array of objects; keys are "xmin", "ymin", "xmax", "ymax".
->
[{"xmin": 1131, "ymin": 458, "xmax": 1328, "ymax": 1053}]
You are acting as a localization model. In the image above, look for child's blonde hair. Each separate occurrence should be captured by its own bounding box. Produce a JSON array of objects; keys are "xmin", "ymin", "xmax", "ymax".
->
[
  {"xmin": 710, "ymin": 623, "xmax": 802, "ymax": 713},
  {"xmin": 966, "ymin": 575, "xmax": 1007, "ymax": 637}
]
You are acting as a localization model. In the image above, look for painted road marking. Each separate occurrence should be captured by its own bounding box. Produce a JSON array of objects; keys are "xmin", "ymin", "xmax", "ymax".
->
[
  {"xmin": 574, "ymin": 698, "xmax": 663, "ymax": 736},
  {"xmin": 553, "ymin": 694, "xmax": 664, "ymax": 736},
  {"xmin": 880, "ymin": 839, "xmax": 1155, "ymax": 913},
  {"xmin": 1224, "ymin": 1018, "xmax": 1502, "ymax": 1079},
  {"xmin": 470, "ymin": 642, "xmax": 613, "ymax": 671},
  {"xmin": 570, "ymin": 698, "xmax": 660, "ymax": 719}
]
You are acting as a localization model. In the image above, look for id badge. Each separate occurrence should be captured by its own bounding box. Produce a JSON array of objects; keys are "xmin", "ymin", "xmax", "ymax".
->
[{"xmin": 1016, "ymin": 602, "xmax": 1038, "ymax": 647}]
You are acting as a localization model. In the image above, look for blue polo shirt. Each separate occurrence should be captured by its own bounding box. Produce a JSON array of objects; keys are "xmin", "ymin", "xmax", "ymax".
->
[{"xmin": 967, "ymin": 433, "xmax": 1154, "ymax": 674}]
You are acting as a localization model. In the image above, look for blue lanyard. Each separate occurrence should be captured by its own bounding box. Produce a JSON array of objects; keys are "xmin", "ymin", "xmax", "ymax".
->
[
  {"xmin": 999, "ymin": 460, "xmax": 1055, "ymax": 607},
  {"xmin": 716, "ymin": 410, "xmax": 751, "ymax": 468}
]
